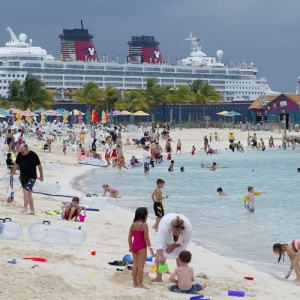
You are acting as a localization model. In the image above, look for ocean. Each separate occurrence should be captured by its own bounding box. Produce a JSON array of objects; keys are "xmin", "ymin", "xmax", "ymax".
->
[{"xmin": 78, "ymin": 147, "xmax": 300, "ymax": 279}]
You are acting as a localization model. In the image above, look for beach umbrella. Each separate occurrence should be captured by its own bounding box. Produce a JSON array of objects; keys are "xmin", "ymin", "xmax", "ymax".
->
[
  {"xmin": 0, "ymin": 109, "xmax": 13, "ymax": 117},
  {"xmin": 91, "ymin": 110, "xmax": 99, "ymax": 123},
  {"xmin": 112, "ymin": 110, "xmax": 123, "ymax": 123},
  {"xmin": 40, "ymin": 112, "xmax": 45, "ymax": 125},
  {"xmin": 109, "ymin": 110, "xmax": 114, "ymax": 123},
  {"xmin": 16, "ymin": 110, "xmax": 22, "ymax": 125},
  {"xmin": 63, "ymin": 112, "xmax": 68, "ymax": 124},
  {"xmin": 72, "ymin": 109, "xmax": 84, "ymax": 116},
  {"xmin": 22, "ymin": 108, "xmax": 38, "ymax": 117},
  {"xmin": 0, "ymin": 113, "xmax": 6, "ymax": 118},
  {"xmin": 57, "ymin": 109, "xmax": 70, "ymax": 116},
  {"xmin": 101, "ymin": 110, "xmax": 106, "ymax": 124},
  {"xmin": 227, "ymin": 110, "xmax": 242, "ymax": 116},
  {"xmin": 78, "ymin": 111, "xmax": 84, "ymax": 125},
  {"xmin": 34, "ymin": 108, "xmax": 45, "ymax": 114},
  {"xmin": 216, "ymin": 111, "xmax": 229, "ymax": 116},
  {"xmin": 105, "ymin": 110, "xmax": 110, "ymax": 123},
  {"xmin": 133, "ymin": 111, "xmax": 150, "ymax": 116},
  {"xmin": 85, "ymin": 110, "xmax": 91, "ymax": 124},
  {"xmin": 71, "ymin": 110, "xmax": 75, "ymax": 125},
  {"xmin": 121, "ymin": 110, "xmax": 133, "ymax": 115},
  {"xmin": 44, "ymin": 110, "xmax": 62, "ymax": 116},
  {"xmin": 7, "ymin": 108, "xmax": 19, "ymax": 114}
]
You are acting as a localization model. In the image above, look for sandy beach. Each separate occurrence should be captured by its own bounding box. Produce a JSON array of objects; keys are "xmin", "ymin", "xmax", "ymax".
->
[{"xmin": 0, "ymin": 126, "xmax": 299, "ymax": 300}]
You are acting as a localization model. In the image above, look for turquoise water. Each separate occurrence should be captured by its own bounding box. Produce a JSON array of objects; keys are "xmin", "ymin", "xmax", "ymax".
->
[{"xmin": 78, "ymin": 148, "xmax": 300, "ymax": 278}]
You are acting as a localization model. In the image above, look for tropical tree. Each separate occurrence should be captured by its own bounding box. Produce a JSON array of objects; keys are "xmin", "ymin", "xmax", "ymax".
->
[
  {"xmin": 101, "ymin": 85, "xmax": 120, "ymax": 111},
  {"xmin": 193, "ymin": 82, "xmax": 221, "ymax": 120},
  {"xmin": 144, "ymin": 78, "xmax": 165, "ymax": 121},
  {"xmin": 114, "ymin": 90, "xmax": 148, "ymax": 112},
  {"xmin": 168, "ymin": 85, "xmax": 192, "ymax": 129},
  {"xmin": 188, "ymin": 80, "xmax": 203, "ymax": 121},
  {"xmin": 6, "ymin": 74, "xmax": 54, "ymax": 110},
  {"xmin": 75, "ymin": 81, "xmax": 103, "ymax": 111}
]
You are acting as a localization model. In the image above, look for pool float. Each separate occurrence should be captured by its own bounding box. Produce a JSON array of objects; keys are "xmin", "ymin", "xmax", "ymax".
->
[
  {"xmin": 28, "ymin": 220, "xmax": 86, "ymax": 246},
  {"xmin": 244, "ymin": 276, "xmax": 254, "ymax": 280},
  {"xmin": 0, "ymin": 218, "xmax": 23, "ymax": 240},
  {"xmin": 62, "ymin": 201, "xmax": 99, "ymax": 212},
  {"xmin": 2, "ymin": 175, "xmax": 60, "ymax": 194},
  {"xmin": 80, "ymin": 195, "xmax": 118, "ymax": 210},
  {"xmin": 243, "ymin": 191, "xmax": 264, "ymax": 202},
  {"xmin": 44, "ymin": 162, "xmax": 64, "ymax": 171},
  {"xmin": 78, "ymin": 158, "xmax": 107, "ymax": 167}
]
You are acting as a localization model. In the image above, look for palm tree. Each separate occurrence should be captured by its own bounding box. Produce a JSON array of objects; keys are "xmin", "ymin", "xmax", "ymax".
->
[
  {"xmin": 115, "ymin": 90, "xmax": 148, "ymax": 112},
  {"xmin": 188, "ymin": 80, "xmax": 203, "ymax": 121},
  {"xmin": 194, "ymin": 82, "xmax": 221, "ymax": 120},
  {"xmin": 169, "ymin": 85, "xmax": 192, "ymax": 129},
  {"xmin": 75, "ymin": 81, "xmax": 103, "ymax": 111},
  {"xmin": 6, "ymin": 74, "xmax": 54, "ymax": 110},
  {"xmin": 144, "ymin": 78, "xmax": 165, "ymax": 121},
  {"xmin": 101, "ymin": 85, "xmax": 119, "ymax": 111}
]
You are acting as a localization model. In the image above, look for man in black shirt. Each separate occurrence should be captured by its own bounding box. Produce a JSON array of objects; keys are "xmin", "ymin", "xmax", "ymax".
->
[{"xmin": 11, "ymin": 144, "xmax": 43, "ymax": 215}]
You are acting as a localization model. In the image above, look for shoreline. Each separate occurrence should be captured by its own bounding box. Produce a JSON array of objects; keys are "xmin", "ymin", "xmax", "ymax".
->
[{"xmin": 1, "ymin": 128, "xmax": 300, "ymax": 299}]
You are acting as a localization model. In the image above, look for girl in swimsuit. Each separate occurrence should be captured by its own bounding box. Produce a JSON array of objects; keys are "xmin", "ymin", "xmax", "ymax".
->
[
  {"xmin": 128, "ymin": 207, "xmax": 154, "ymax": 289},
  {"xmin": 102, "ymin": 184, "xmax": 120, "ymax": 198},
  {"xmin": 273, "ymin": 240, "xmax": 300, "ymax": 281}
]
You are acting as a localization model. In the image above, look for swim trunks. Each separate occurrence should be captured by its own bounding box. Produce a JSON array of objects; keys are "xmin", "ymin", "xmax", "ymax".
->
[
  {"xmin": 105, "ymin": 153, "xmax": 111, "ymax": 159},
  {"xmin": 169, "ymin": 283, "xmax": 202, "ymax": 294},
  {"xmin": 23, "ymin": 178, "xmax": 36, "ymax": 192},
  {"xmin": 153, "ymin": 202, "xmax": 164, "ymax": 217},
  {"xmin": 144, "ymin": 162, "xmax": 149, "ymax": 172},
  {"xmin": 246, "ymin": 203, "xmax": 255, "ymax": 213}
]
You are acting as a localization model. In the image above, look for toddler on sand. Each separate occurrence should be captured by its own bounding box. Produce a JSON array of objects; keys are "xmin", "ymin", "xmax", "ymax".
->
[
  {"xmin": 103, "ymin": 184, "xmax": 119, "ymax": 198},
  {"xmin": 168, "ymin": 250, "xmax": 207, "ymax": 294}
]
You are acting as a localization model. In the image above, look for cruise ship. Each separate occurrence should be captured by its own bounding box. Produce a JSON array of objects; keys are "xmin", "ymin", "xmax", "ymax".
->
[{"xmin": 0, "ymin": 22, "xmax": 277, "ymax": 102}]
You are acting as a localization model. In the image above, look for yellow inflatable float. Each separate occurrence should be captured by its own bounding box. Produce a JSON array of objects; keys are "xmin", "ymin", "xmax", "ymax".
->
[{"xmin": 243, "ymin": 191, "xmax": 264, "ymax": 202}]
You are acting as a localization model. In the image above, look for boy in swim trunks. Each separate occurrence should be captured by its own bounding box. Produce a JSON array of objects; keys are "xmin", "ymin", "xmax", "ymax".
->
[
  {"xmin": 151, "ymin": 179, "xmax": 168, "ymax": 231},
  {"xmin": 61, "ymin": 197, "xmax": 86, "ymax": 221},
  {"xmin": 168, "ymin": 250, "xmax": 207, "ymax": 294},
  {"xmin": 245, "ymin": 186, "xmax": 255, "ymax": 212}
]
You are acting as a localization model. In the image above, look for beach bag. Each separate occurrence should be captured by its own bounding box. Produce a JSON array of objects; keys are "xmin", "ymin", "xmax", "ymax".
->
[{"xmin": 6, "ymin": 177, "xmax": 14, "ymax": 203}]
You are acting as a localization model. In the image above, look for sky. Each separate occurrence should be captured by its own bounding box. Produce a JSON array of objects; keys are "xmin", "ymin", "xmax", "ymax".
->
[{"xmin": 1, "ymin": 0, "xmax": 299, "ymax": 93}]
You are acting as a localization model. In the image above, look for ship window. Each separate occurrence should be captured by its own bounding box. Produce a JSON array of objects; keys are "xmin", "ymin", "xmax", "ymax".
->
[
  {"xmin": 12, "ymin": 75, "xmax": 15, "ymax": 77},
  {"xmin": 17, "ymin": 75, "xmax": 20, "ymax": 77},
  {"xmin": 177, "ymin": 69, "xmax": 192, "ymax": 73},
  {"xmin": 87, "ymin": 65, "xmax": 104, "ymax": 70},
  {"xmin": 162, "ymin": 68, "xmax": 175, "ymax": 72},
  {"xmin": 106, "ymin": 66, "xmax": 124, "ymax": 71},
  {"xmin": 4, "ymin": 80, "xmax": 6, "ymax": 83},
  {"xmin": 144, "ymin": 68, "xmax": 161, "ymax": 72},
  {"xmin": 44, "ymin": 63, "xmax": 63, "ymax": 68},
  {"xmin": 66, "ymin": 65, "xmax": 85, "ymax": 69},
  {"xmin": 64, "ymin": 76, "xmax": 84, "ymax": 80},
  {"xmin": 23, "ymin": 63, "xmax": 42, "ymax": 68},
  {"xmin": 127, "ymin": 67, "xmax": 143, "ymax": 71},
  {"xmin": 104, "ymin": 77, "xmax": 123, "ymax": 82}
]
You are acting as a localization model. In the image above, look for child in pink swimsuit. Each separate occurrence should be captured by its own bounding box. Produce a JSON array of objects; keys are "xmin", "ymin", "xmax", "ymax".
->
[{"xmin": 128, "ymin": 207, "xmax": 154, "ymax": 289}]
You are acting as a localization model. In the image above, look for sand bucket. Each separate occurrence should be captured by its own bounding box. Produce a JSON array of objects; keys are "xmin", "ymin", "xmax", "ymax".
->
[
  {"xmin": 158, "ymin": 263, "xmax": 169, "ymax": 274},
  {"xmin": 79, "ymin": 215, "xmax": 86, "ymax": 222}
]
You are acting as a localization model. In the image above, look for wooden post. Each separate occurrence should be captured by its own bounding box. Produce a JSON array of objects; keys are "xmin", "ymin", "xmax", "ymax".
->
[{"xmin": 283, "ymin": 115, "xmax": 286, "ymax": 138}]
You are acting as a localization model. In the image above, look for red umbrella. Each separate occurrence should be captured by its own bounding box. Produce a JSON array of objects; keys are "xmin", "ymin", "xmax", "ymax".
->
[{"xmin": 91, "ymin": 110, "xmax": 99, "ymax": 123}]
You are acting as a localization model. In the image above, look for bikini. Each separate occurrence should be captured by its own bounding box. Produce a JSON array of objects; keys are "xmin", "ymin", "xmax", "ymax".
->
[
  {"xmin": 131, "ymin": 223, "xmax": 147, "ymax": 253},
  {"xmin": 288, "ymin": 240, "xmax": 299, "ymax": 252}
]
